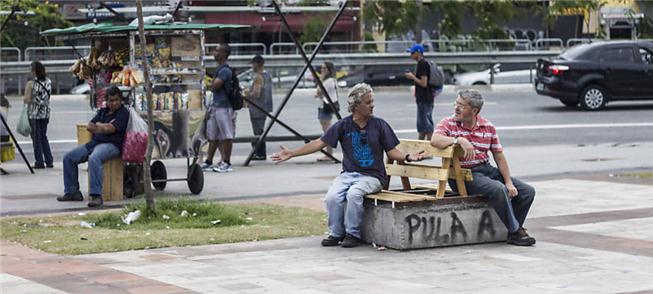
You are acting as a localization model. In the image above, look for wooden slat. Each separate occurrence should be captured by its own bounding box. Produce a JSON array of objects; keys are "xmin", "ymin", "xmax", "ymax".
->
[
  {"xmin": 395, "ymin": 139, "xmax": 455, "ymax": 159},
  {"xmin": 365, "ymin": 190, "xmax": 436, "ymax": 203},
  {"xmin": 386, "ymin": 164, "xmax": 448, "ymax": 181},
  {"xmin": 451, "ymin": 152, "xmax": 468, "ymax": 196},
  {"xmin": 404, "ymin": 162, "xmax": 473, "ymax": 181}
]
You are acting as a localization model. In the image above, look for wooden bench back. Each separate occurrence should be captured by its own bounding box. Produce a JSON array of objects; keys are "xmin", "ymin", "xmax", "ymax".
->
[{"xmin": 386, "ymin": 139, "xmax": 470, "ymax": 198}]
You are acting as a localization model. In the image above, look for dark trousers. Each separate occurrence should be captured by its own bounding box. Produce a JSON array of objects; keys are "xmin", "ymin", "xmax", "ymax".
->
[
  {"xmin": 29, "ymin": 118, "xmax": 53, "ymax": 167},
  {"xmin": 450, "ymin": 163, "xmax": 535, "ymax": 233},
  {"xmin": 250, "ymin": 116, "xmax": 267, "ymax": 157}
]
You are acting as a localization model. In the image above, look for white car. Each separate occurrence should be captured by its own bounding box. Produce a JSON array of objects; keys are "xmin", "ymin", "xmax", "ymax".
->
[{"xmin": 453, "ymin": 64, "xmax": 536, "ymax": 86}]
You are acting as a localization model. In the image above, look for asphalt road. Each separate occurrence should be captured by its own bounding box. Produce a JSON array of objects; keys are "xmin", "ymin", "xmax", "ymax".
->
[{"xmin": 4, "ymin": 86, "xmax": 653, "ymax": 161}]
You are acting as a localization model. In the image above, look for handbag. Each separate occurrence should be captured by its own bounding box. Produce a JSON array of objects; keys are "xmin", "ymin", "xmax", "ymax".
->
[{"xmin": 17, "ymin": 105, "xmax": 31, "ymax": 137}]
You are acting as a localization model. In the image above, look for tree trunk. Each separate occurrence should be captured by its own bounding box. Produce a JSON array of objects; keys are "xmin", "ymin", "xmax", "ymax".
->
[
  {"xmin": 136, "ymin": 0, "xmax": 156, "ymax": 212},
  {"xmin": 415, "ymin": 0, "xmax": 423, "ymax": 44}
]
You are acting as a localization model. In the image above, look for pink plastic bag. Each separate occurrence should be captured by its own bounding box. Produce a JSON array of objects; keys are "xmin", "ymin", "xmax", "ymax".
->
[{"xmin": 122, "ymin": 108, "xmax": 148, "ymax": 163}]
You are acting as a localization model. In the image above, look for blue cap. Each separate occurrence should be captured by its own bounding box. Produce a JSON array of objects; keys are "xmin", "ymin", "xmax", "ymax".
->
[{"xmin": 406, "ymin": 43, "xmax": 424, "ymax": 54}]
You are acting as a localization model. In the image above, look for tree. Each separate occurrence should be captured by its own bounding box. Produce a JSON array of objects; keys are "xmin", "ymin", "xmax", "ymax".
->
[
  {"xmin": 0, "ymin": 0, "xmax": 71, "ymax": 50},
  {"xmin": 546, "ymin": 0, "xmax": 607, "ymax": 38},
  {"xmin": 299, "ymin": 16, "xmax": 328, "ymax": 44}
]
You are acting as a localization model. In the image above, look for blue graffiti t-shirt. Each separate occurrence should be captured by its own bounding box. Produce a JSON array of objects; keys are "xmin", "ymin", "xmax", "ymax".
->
[{"xmin": 320, "ymin": 115, "xmax": 400, "ymax": 186}]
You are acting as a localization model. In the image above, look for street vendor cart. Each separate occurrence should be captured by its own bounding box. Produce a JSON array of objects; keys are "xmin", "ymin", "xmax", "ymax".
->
[{"xmin": 41, "ymin": 22, "xmax": 248, "ymax": 198}]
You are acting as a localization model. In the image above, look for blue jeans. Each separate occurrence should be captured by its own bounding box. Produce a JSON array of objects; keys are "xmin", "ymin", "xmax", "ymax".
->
[
  {"xmin": 449, "ymin": 163, "xmax": 535, "ymax": 233},
  {"xmin": 63, "ymin": 143, "xmax": 120, "ymax": 196},
  {"xmin": 29, "ymin": 118, "xmax": 53, "ymax": 167},
  {"xmin": 416, "ymin": 102, "xmax": 434, "ymax": 133},
  {"xmin": 324, "ymin": 172, "xmax": 382, "ymax": 239}
]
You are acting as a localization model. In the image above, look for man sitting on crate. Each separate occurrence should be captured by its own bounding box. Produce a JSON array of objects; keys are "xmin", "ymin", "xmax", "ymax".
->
[
  {"xmin": 58, "ymin": 86, "xmax": 129, "ymax": 208},
  {"xmin": 430, "ymin": 89, "xmax": 536, "ymax": 246},
  {"xmin": 272, "ymin": 83, "xmax": 425, "ymax": 248}
]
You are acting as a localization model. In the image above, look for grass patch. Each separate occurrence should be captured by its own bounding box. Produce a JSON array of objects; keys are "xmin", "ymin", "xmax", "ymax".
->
[
  {"xmin": 615, "ymin": 172, "xmax": 653, "ymax": 179},
  {"xmin": 0, "ymin": 199, "xmax": 326, "ymax": 255}
]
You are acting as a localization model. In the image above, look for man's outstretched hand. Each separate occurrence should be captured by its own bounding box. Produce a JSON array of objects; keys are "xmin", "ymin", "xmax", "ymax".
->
[
  {"xmin": 408, "ymin": 150, "xmax": 426, "ymax": 162},
  {"xmin": 271, "ymin": 146, "xmax": 293, "ymax": 164}
]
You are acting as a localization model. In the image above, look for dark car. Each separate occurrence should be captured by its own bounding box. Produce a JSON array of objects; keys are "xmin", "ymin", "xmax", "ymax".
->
[
  {"xmin": 534, "ymin": 40, "xmax": 653, "ymax": 110},
  {"xmin": 339, "ymin": 65, "xmax": 413, "ymax": 87}
]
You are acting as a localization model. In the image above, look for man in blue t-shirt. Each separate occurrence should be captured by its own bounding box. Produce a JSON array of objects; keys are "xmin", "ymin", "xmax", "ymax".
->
[
  {"xmin": 202, "ymin": 43, "xmax": 237, "ymax": 173},
  {"xmin": 272, "ymin": 83, "xmax": 425, "ymax": 248},
  {"xmin": 58, "ymin": 86, "xmax": 129, "ymax": 208}
]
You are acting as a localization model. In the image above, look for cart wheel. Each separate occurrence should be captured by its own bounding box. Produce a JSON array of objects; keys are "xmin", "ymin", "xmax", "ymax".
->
[
  {"xmin": 187, "ymin": 163, "xmax": 204, "ymax": 195},
  {"xmin": 151, "ymin": 160, "xmax": 167, "ymax": 191},
  {"xmin": 123, "ymin": 165, "xmax": 140, "ymax": 198}
]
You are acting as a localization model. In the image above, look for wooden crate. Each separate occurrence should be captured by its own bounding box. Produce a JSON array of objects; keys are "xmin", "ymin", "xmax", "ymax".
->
[
  {"xmin": 76, "ymin": 124, "xmax": 92, "ymax": 145},
  {"xmin": 90, "ymin": 156, "xmax": 124, "ymax": 202}
]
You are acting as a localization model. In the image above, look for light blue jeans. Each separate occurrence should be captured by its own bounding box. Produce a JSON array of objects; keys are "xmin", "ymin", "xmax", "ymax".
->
[
  {"xmin": 325, "ymin": 172, "xmax": 382, "ymax": 239},
  {"xmin": 63, "ymin": 143, "xmax": 120, "ymax": 196}
]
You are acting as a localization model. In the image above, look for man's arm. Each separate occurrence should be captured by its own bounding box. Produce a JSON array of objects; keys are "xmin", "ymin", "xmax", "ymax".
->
[
  {"xmin": 386, "ymin": 148, "xmax": 425, "ymax": 163},
  {"xmin": 250, "ymin": 73, "xmax": 263, "ymax": 99},
  {"xmin": 404, "ymin": 72, "xmax": 428, "ymax": 88},
  {"xmin": 271, "ymin": 139, "xmax": 328, "ymax": 164},
  {"xmin": 211, "ymin": 77, "xmax": 225, "ymax": 92},
  {"xmin": 87, "ymin": 121, "xmax": 117, "ymax": 134},
  {"xmin": 431, "ymin": 134, "xmax": 476, "ymax": 161},
  {"xmin": 492, "ymin": 150, "xmax": 518, "ymax": 197}
]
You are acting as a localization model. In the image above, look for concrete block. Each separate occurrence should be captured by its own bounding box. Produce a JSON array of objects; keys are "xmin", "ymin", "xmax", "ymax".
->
[{"xmin": 361, "ymin": 196, "xmax": 508, "ymax": 250}]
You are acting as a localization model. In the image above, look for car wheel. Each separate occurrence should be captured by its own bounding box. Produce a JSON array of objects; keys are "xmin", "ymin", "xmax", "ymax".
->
[
  {"xmin": 580, "ymin": 85, "xmax": 607, "ymax": 110},
  {"xmin": 559, "ymin": 99, "xmax": 578, "ymax": 107}
]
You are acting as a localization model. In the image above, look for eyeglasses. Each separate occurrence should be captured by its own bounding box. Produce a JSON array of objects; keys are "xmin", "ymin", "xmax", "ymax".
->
[
  {"xmin": 454, "ymin": 102, "xmax": 470, "ymax": 109},
  {"xmin": 360, "ymin": 130, "xmax": 367, "ymax": 145}
]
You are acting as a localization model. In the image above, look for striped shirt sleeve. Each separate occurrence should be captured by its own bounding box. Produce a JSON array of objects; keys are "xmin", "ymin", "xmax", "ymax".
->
[
  {"xmin": 434, "ymin": 117, "xmax": 451, "ymax": 136},
  {"xmin": 489, "ymin": 125, "xmax": 503, "ymax": 152}
]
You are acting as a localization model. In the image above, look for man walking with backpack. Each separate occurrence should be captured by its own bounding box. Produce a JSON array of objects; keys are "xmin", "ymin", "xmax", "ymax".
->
[
  {"xmin": 404, "ymin": 43, "xmax": 440, "ymax": 141},
  {"xmin": 202, "ymin": 43, "xmax": 236, "ymax": 173}
]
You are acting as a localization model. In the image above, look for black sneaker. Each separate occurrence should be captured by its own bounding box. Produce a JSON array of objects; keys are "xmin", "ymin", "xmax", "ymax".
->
[
  {"xmin": 57, "ymin": 191, "xmax": 84, "ymax": 201},
  {"xmin": 341, "ymin": 234, "xmax": 360, "ymax": 248},
  {"xmin": 87, "ymin": 195, "xmax": 103, "ymax": 208},
  {"xmin": 321, "ymin": 235, "xmax": 344, "ymax": 247},
  {"xmin": 507, "ymin": 228, "xmax": 536, "ymax": 246}
]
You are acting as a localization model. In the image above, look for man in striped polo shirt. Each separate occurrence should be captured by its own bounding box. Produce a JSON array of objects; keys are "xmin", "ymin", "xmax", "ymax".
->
[{"xmin": 431, "ymin": 89, "xmax": 536, "ymax": 246}]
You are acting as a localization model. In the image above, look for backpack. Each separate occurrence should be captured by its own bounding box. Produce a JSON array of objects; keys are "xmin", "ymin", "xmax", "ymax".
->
[
  {"xmin": 224, "ymin": 65, "xmax": 244, "ymax": 110},
  {"xmin": 427, "ymin": 60, "xmax": 445, "ymax": 87}
]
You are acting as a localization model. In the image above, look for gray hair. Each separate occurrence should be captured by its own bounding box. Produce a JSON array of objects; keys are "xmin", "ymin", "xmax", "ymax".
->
[
  {"xmin": 457, "ymin": 89, "xmax": 484, "ymax": 111},
  {"xmin": 347, "ymin": 83, "xmax": 373, "ymax": 113}
]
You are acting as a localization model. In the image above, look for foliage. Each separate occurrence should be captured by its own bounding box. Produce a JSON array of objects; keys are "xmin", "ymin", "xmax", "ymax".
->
[
  {"xmin": 363, "ymin": 0, "xmax": 421, "ymax": 37},
  {"xmin": 299, "ymin": 16, "xmax": 328, "ymax": 44},
  {"xmin": 0, "ymin": 0, "xmax": 71, "ymax": 50},
  {"xmin": 546, "ymin": 0, "xmax": 607, "ymax": 37}
]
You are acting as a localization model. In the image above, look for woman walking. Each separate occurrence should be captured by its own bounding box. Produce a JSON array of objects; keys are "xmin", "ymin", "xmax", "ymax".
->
[
  {"xmin": 23, "ymin": 61, "xmax": 53, "ymax": 169},
  {"xmin": 315, "ymin": 61, "xmax": 339, "ymax": 162}
]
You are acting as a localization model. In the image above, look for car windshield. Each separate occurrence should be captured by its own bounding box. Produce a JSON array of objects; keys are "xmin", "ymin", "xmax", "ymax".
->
[{"xmin": 559, "ymin": 44, "xmax": 592, "ymax": 60}]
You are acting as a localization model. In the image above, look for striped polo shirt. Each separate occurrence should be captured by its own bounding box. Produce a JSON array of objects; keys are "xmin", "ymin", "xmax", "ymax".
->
[{"xmin": 434, "ymin": 115, "xmax": 503, "ymax": 168}]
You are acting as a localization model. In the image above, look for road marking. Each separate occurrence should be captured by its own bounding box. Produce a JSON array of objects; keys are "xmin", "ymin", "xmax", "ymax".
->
[
  {"xmin": 17, "ymin": 123, "xmax": 653, "ymax": 144},
  {"xmin": 405, "ymin": 101, "xmax": 498, "ymax": 107},
  {"xmin": 395, "ymin": 122, "xmax": 653, "ymax": 134},
  {"xmin": 17, "ymin": 139, "xmax": 77, "ymax": 145}
]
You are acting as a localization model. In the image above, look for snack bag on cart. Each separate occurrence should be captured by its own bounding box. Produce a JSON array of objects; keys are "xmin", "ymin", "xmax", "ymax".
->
[{"xmin": 122, "ymin": 108, "xmax": 148, "ymax": 163}]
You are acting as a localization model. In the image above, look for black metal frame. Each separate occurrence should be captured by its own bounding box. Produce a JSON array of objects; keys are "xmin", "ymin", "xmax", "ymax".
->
[{"xmin": 244, "ymin": 0, "xmax": 348, "ymax": 166}]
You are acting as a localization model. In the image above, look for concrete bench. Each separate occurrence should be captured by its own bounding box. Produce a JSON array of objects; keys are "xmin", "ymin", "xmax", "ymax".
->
[{"xmin": 361, "ymin": 139, "xmax": 507, "ymax": 250}]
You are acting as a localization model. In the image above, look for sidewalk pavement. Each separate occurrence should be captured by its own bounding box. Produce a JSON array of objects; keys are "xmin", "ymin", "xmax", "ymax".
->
[{"xmin": 1, "ymin": 141, "xmax": 653, "ymax": 293}]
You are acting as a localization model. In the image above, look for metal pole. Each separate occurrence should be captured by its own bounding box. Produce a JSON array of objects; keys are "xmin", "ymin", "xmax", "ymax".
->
[
  {"xmin": 0, "ymin": 113, "xmax": 34, "ymax": 174},
  {"xmin": 244, "ymin": 96, "xmax": 339, "ymax": 163},
  {"xmin": 244, "ymin": 0, "xmax": 348, "ymax": 166},
  {"xmin": 136, "ymin": 0, "xmax": 156, "ymax": 210}
]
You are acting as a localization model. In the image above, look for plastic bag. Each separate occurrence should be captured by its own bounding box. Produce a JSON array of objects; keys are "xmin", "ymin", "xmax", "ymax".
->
[
  {"xmin": 17, "ymin": 105, "xmax": 31, "ymax": 137},
  {"xmin": 122, "ymin": 108, "xmax": 148, "ymax": 163}
]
